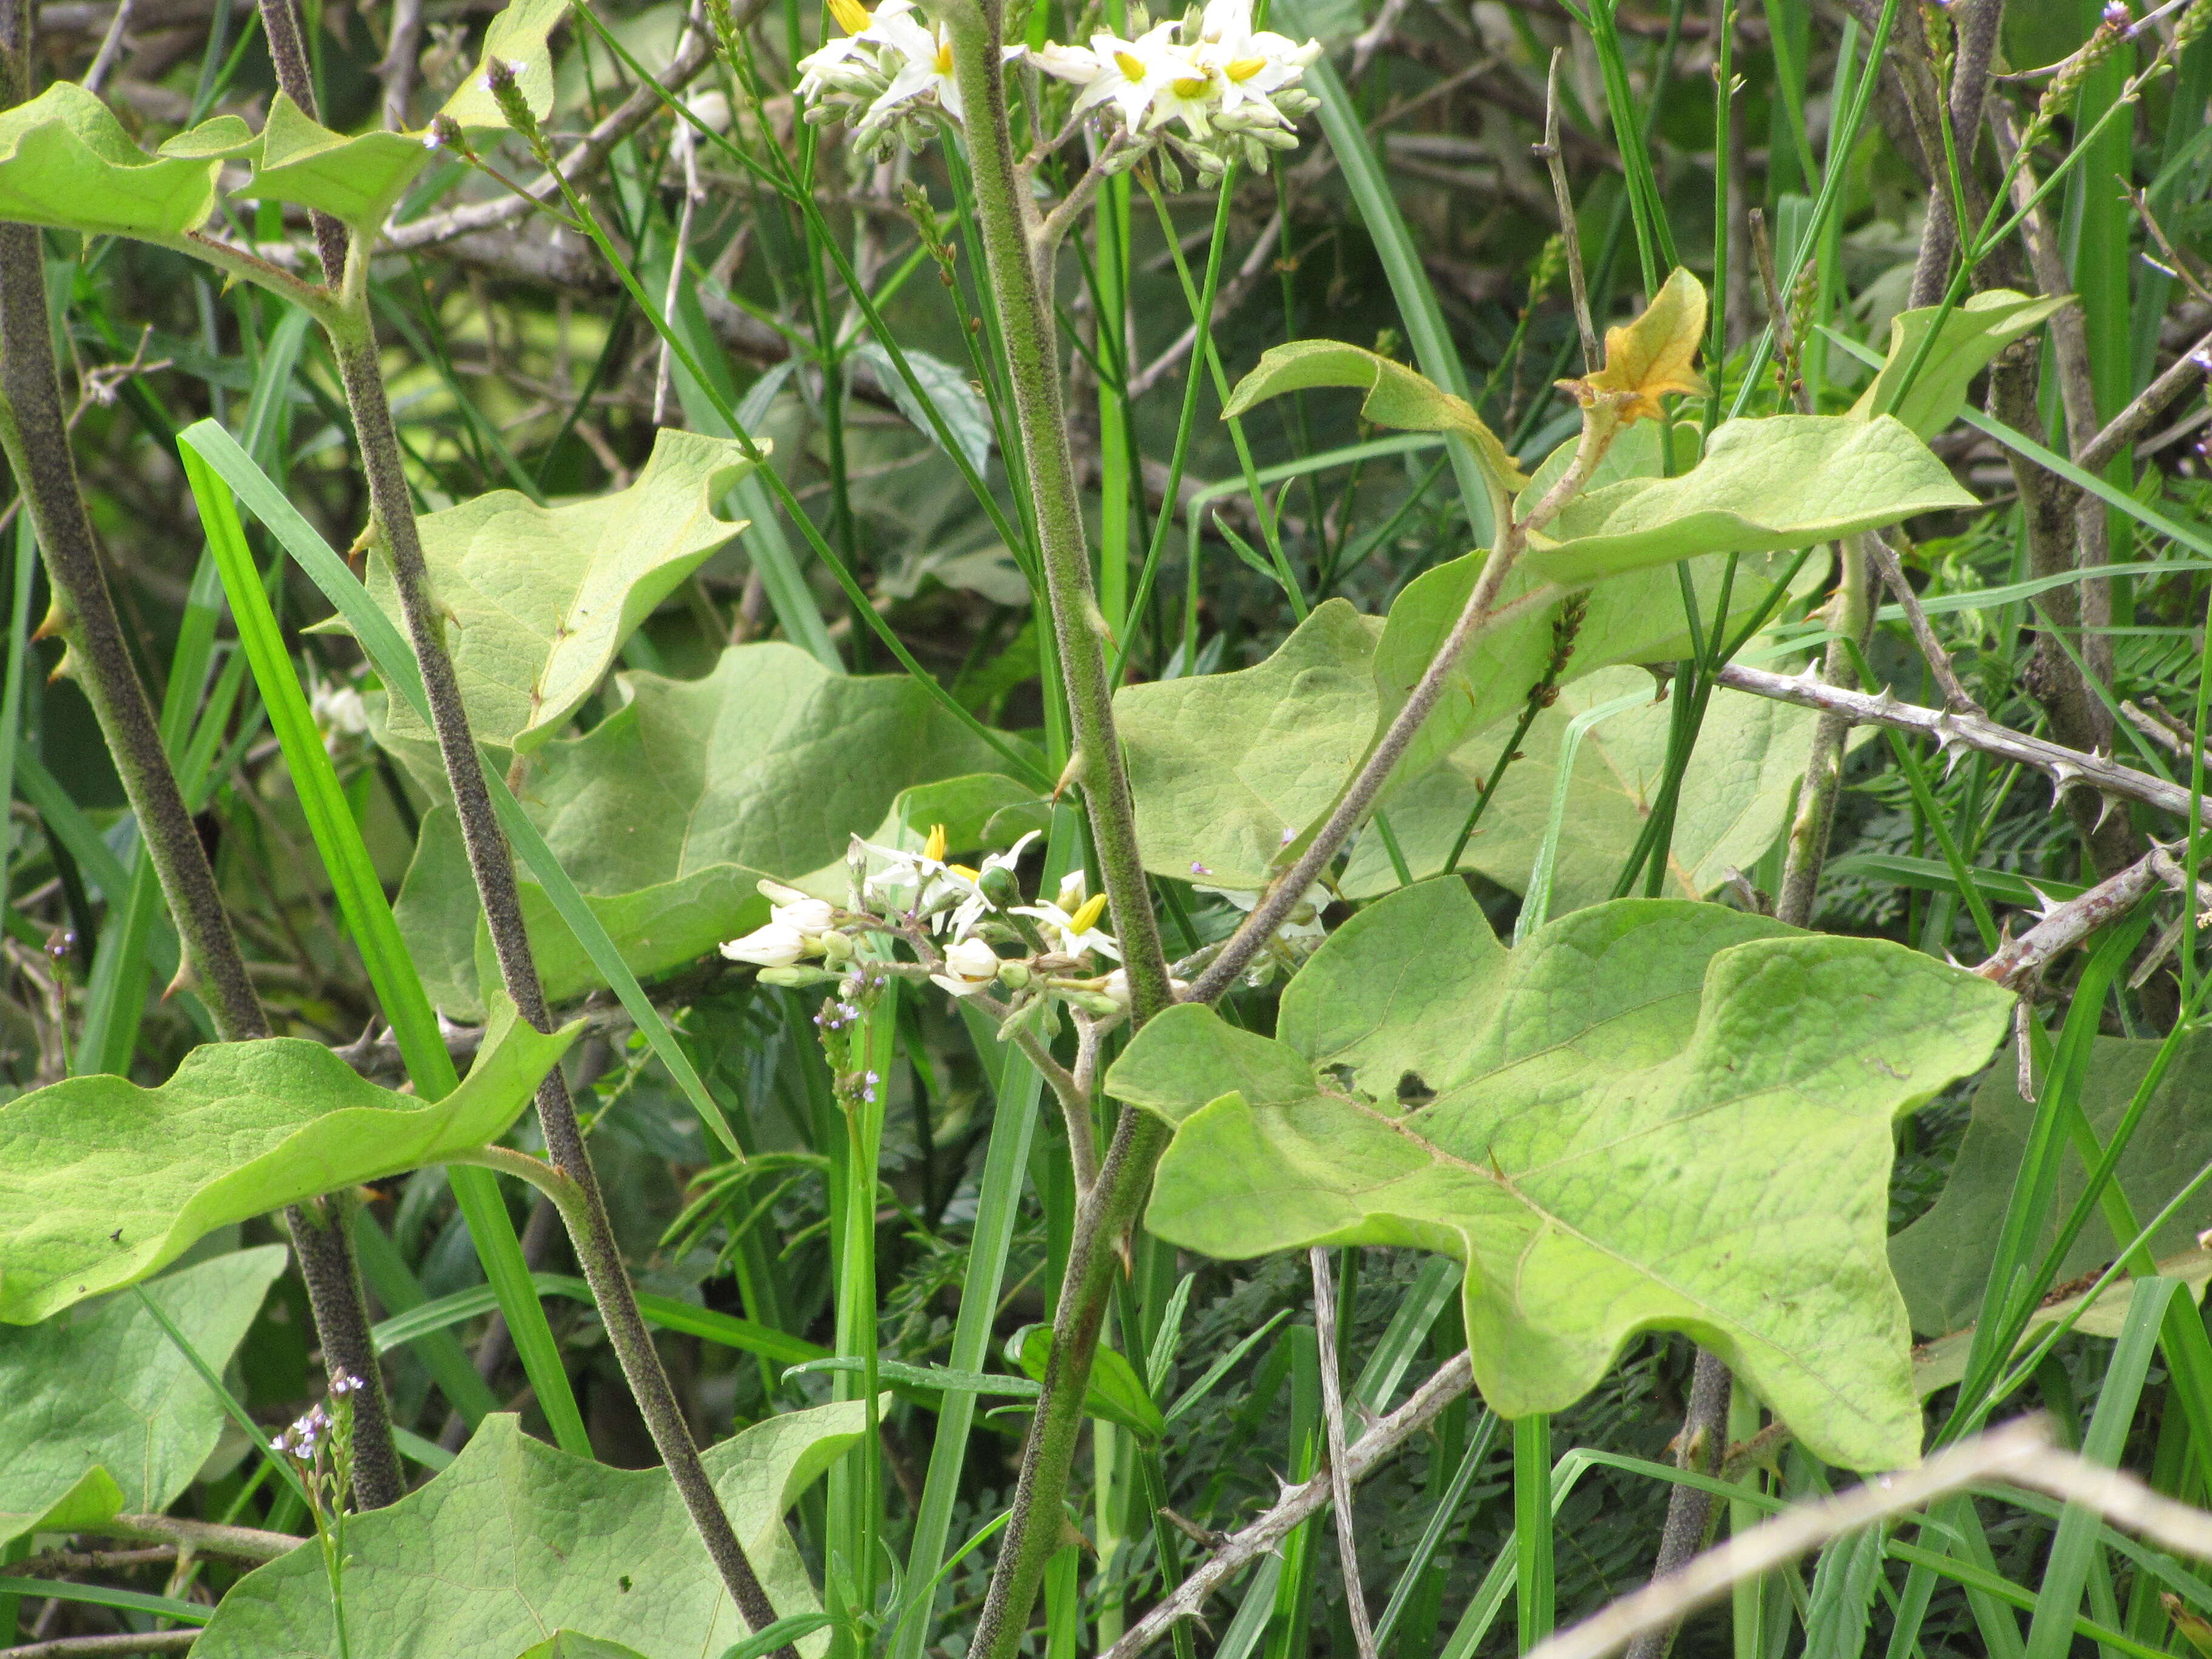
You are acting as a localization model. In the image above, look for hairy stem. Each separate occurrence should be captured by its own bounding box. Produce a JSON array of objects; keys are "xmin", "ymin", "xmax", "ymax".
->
[
  {"xmin": 320, "ymin": 299, "xmax": 791, "ymax": 1646},
  {"xmin": 938, "ymin": 4, "xmax": 1185, "ymax": 1651}
]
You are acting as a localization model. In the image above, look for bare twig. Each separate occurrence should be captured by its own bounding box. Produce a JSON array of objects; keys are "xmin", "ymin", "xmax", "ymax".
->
[
  {"xmin": 1346, "ymin": 0, "xmax": 1413, "ymax": 78},
  {"xmin": 652, "ymin": 109, "xmax": 705, "ymax": 426},
  {"xmin": 1748, "ymin": 207, "xmax": 1804, "ymax": 412},
  {"xmin": 1099, "ymin": 1352, "xmax": 1476, "ymax": 1659},
  {"xmin": 1310, "ymin": 1248, "xmax": 1379, "ymax": 1659},
  {"xmin": 2123, "ymin": 698, "xmax": 2212, "ymax": 771},
  {"xmin": 1864, "ymin": 528, "xmax": 1979, "ymax": 713},
  {"xmin": 1125, "ymin": 212, "xmax": 1284, "ymax": 401},
  {"xmin": 1537, "ymin": 48, "xmax": 1599, "ymax": 376},
  {"xmin": 384, "ymin": 13, "xmax": 731, "ymax": 251},
  {"xmin": 1715, "ymin": 663, "xmax": 2212, "ymax": 831},
  {"xmin": 82, "ymin": 0, "xmax": 133, "ymax": 93},
  {"xmin": 2080, "ymin": 322, "xmax": 2212, "ymax": 472},
  {"xmin": 377, "ymin": 0, "xmax": 423, "ymax": 127},
  {"xmin": 1525, "ymin": 1417, "xmax": 2212, "ymax": 1659},
  {"xmin": 15, "ymin": 1548, "xmax": 176, "ymax": 1578}
]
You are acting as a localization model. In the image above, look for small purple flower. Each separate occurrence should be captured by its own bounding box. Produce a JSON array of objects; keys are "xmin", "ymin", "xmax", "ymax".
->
[
  {"xmin": 1280, "ymin": 827, "xmax": 1295, "ymax": 846},
  {"xmin": 2103, "ymin": 0, "xmax": 2131, "ymax": 27},
  {"xmin": 1190, "ymin": 861, "xmax": 1210, "ymax": 876},
  {"xmin": 329, "ymin": 1372, "xmax": 363, "ymax": 1396}
]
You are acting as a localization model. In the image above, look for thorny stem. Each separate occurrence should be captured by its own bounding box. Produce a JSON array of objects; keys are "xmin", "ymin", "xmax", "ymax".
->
[
  {"xmin": 0, "ymin": 0, "xmax": 400, "ymax": 1510},
  {"xmin": 1712, "ymin": 661, "xmax": 2212, "ymax": 828},
  {"xmin": 1864, "ymin": 528, "xmax": 1979, "ymax": 714},
  {"xmin": 939, "ymin": 3, "xmax": 1185, "ymax": 1651}
]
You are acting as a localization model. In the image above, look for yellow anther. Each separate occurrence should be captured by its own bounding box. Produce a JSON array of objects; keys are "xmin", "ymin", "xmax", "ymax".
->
[
  {"xmin": 1171, "ymin": 75, "xmax": 1209, "ymax": 97},
  {"xmin": 1114, "ymin": 50, "xmax": 1148, "ymax": 79},
  {"xmin": 933, "ymin": 38, "xmax": 954, "ymax": 72},
  {"xmin": 828, "ymin": 0, "xmax": 871, "ymax": 34},
  {"xmin": 1225, "ymin": 55, "xmax": 1267, "ymax": 80},
  {"xmin": 947, "ymin": 863, "xmax": 981, "ymax": 883},
  {"xmin": 1068, "ymin": 893, "xmax": 1109, "ymax": 935},
  {"xmin": 923, "ymin": 823, "xmax": 949, "ymax": 863}
]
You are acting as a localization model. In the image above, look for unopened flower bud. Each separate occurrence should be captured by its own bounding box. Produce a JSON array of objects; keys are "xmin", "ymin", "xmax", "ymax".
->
[
  {"xmin": 721, "ymin": 920, "xmax": 808, "ymax": 968},
  {"xmin": 931, "ymin": 937, "xmax": 1001, "ymax": 997},
  {"xmin": 759, "ymin": 964, "xmax": 843, "ymax": 987}
]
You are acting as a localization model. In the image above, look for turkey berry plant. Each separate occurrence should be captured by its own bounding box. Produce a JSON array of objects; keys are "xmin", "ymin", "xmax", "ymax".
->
[{"xmin": 7, "ymin": 0, "xmax": 2212, "ymax": 1657}]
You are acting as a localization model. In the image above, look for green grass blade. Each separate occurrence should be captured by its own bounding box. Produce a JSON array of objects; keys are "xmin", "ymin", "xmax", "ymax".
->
[
  {"xmin": 181, "ymin": 436, "xmax": 593, "ymax": 1460},
  {"xmin": 890, "ymin": 813, "xmax": 1078, "ymax": 1659},
  {"xmin": 1515, "ymin": 1415, "xmax": 1555, "ymax": 1652},
  {"xmin": 0, "ymin": 1576, "xmax": 213, "ymax": 1626}
]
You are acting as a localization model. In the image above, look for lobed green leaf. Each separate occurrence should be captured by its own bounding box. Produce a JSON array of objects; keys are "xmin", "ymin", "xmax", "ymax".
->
[
  {"xmin": 1337, "ymin": 668, "xmax": 1870, "ymax": 903},
  {"xmin": 1107, "ymin": 882, "xmax": 2013, "ymax": 1469},
  {"xmin": 0, "ymin": 997, "xmax": 575, "ymax": 1322},
  {"xmin": 389, "ymin": 645, "xmax": 1034, "ymax": 1013},
  {"xmin": 350, "ymin": 427, "xmax": 756, "ymax": 757},
  {"xmin": 0, "ymin": 82, "xmax": 227, "ymax": 239},
  {"xmin": 195, "ymin": 1404, "xmax": 870, "ymax": 1658},
  {"xmin": 1222, "ymin": 339, "xmax": 1529, "ymax": 503},
  {"xmin": 1849, "ymin": 289, "xmax": 2073, "ymax": 439}
]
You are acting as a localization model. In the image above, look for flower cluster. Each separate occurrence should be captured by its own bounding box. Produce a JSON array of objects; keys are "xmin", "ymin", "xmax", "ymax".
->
[
  {"xmin": 1036, "ymin": 0, "xmax": 1321, "ymax": 179},
  {"xmin": 273, "ymin": 1370, "xmax": 367, "ymax": 1535},
  {"xmin": 794, "ymin": 0, "xmax": 1320, "ymax": 177},
  {"xmin": 719, "ymin": 823, "xmax": 1137, "ymax": 1038},
  {"xmin": 796, "ymin": 0, "xmax": 1022, "ymax": 157}
]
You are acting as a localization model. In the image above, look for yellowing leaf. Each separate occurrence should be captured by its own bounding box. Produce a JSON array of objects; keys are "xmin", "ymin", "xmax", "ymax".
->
[
  {"xmin": 1221, "ymin": 340, "xmax": 1529, "ymax": 496},
  {"xmin": 1561, "ymin": 267, "xmax": 1711, "ymax": 425}
]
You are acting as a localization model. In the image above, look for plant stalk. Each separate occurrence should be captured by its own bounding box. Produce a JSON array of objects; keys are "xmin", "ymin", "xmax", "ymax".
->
[
  {"xmin": 320, "ymin": 302, "xmax": 793, "ymax": 1650},
  {"xmin": 934, "ymin": 6, "xmax": 1188, "ymax": 1651}
]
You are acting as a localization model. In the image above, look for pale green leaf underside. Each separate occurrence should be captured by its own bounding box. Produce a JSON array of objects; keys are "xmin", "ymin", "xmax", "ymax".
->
[
  {"xmin": 1849, "ymin": 289, "xmax": 2073, "ymax": 440},
  {"xmin": 391, "ymin": 645, "xmax": 1028, "ymax": 1013},
  {"xmin": 1119, "ymin": 600, "xmax": 1386, "ymax": 889},
  {"xmin": 356, "ymin": 427, "xmax": 754, "ymax": 756},
  {"xmin": 0, "ymin": 82, "xmax": 224, "ymax": 238},
  {"xmin": 1222, "ymin": 338, "xmax": 1529, "ymax": 503},
  {"xmin": 1522, "ymin": 414, "xmax": 1975, "ymax": 587},
  {"xmin": 0, "ymin": 1248, "xmax": 286, "ymax": 1544},
  {"xmin": 1890, "ymin": 1033, "xmax": 2212, "ymax": 1337},
  {"xmin": 1339, "ymin": 669, "xmax": 1871, "ymax": 905},
  {"xmin": 194, "ymin": 1404, "xmax": 871, "ymax": 1658},
  {"xmin": 0, "ymin": 998, "xmax": 575, "ymax": 1321},
  {"xmin": 228, "ymin": 0, "xmax": 568, "ymax": 226},
  {"xmin": 1119, "ymin": 522, "xmax": 1808, "ymax": 889},
  {"xmin": 1108, "ymin": 883, "xmax": 2013, "ymax": 1469}
]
